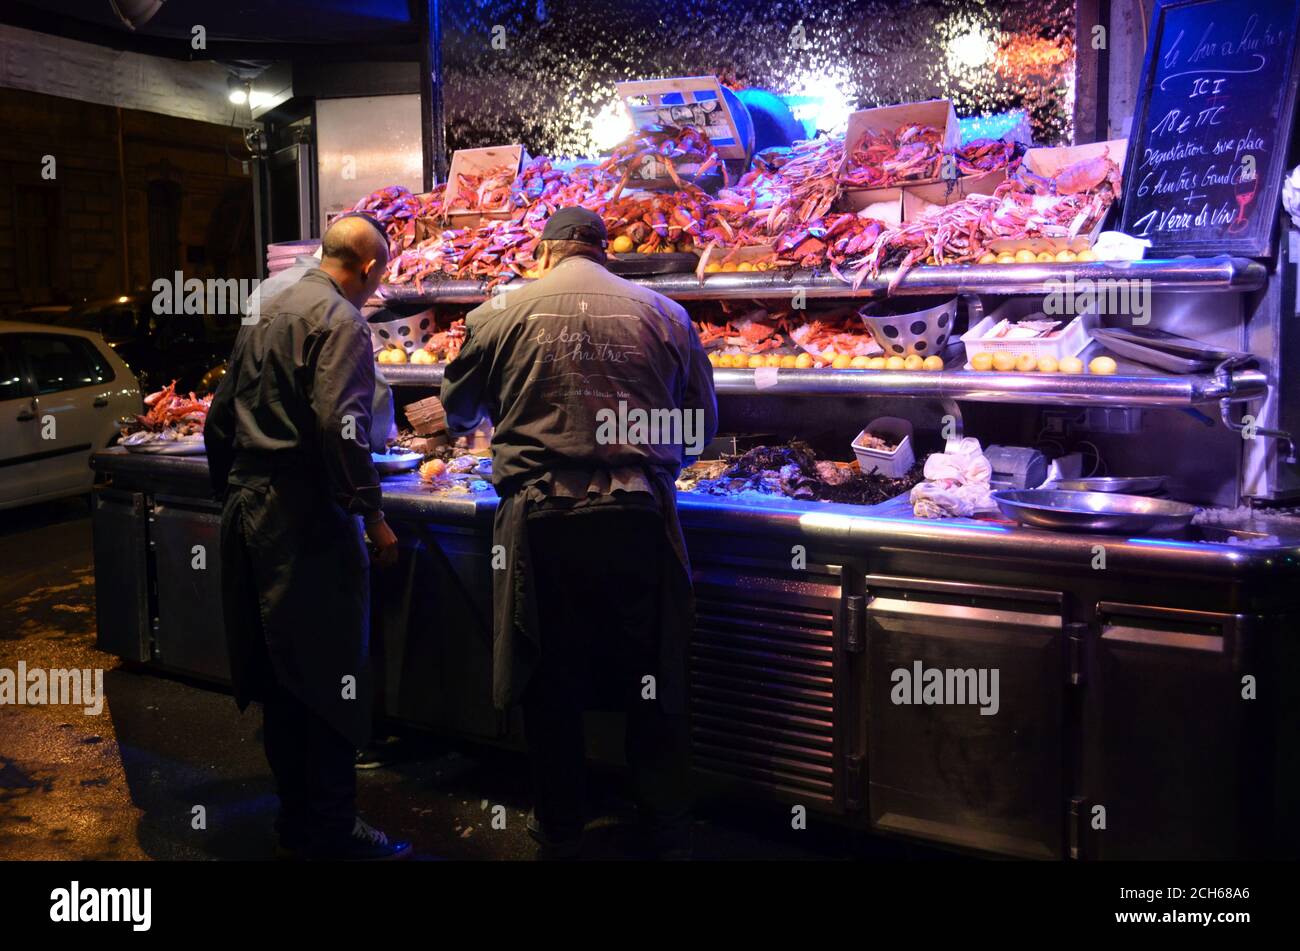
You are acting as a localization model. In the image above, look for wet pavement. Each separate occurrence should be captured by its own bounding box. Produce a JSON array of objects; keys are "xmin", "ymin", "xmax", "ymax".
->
[{"xmin": 0, "ymin": 497, "xmax": 949, "ymax": 862}]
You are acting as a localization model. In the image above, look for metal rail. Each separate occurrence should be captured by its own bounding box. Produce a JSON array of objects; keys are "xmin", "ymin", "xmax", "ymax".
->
[
  {"xmin": 381, "ymin": 363, "xmax": 1269, "ymax": 407},
  {"xmin": 372, "ymin": 256, "xmax": 1268, "ymax": 307}
]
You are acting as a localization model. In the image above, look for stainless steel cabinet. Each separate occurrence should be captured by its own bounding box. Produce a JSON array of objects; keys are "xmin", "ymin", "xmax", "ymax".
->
[
  {"xmin": 150, "ymin": 496, "xmax": 230, "ymax": 682},
  {"xmin": 92, "ymin": 487, "xmax": 150, "ymax": 662},
  {"xmin": 1079, "ymin": 602, "xmax": 1269, "ymax": 859},
  {"xmin": 863, "ymin": 575, "xmax": 1066, "ymax": 859}
]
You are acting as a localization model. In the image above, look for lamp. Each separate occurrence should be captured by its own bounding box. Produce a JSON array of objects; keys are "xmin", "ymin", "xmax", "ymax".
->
[{"xmin": 108, "ymin": 0, "xmax": 165, "ymax": 31}]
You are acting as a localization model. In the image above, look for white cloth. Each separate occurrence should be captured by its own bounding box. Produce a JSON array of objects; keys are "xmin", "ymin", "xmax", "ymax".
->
[{"xmin": 911, "ymin": 438, "xmax": 996, "ymax": 518}]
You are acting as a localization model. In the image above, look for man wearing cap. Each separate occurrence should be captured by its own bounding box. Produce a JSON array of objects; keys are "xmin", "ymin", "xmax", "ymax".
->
[{"xmin": 441, "ymin": 207, "xmax": 717, "ymax": 858}]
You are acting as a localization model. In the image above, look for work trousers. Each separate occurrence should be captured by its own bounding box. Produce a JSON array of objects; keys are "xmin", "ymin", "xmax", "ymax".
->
[{"xmin": 522, "ymin": 509, "xmax": 692, "ymax": 840}]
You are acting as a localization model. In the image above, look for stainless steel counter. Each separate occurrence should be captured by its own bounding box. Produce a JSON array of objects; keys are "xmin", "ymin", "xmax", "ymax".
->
[{"xmin": 91, "ymin": 449, "xmax": 1300, "ymax": 580}]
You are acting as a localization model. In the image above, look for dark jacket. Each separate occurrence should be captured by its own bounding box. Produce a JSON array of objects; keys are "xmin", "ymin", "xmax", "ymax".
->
[
  {"xmin": 441, "ymin": 256, "xmax": 718, "ymax": 711},
  {"xmin": 204, "ymin": 268, "xmax": 382, "ymax": 746}
]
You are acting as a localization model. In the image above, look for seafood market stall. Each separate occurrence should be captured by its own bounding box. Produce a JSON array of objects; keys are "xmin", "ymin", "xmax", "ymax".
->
[
  {"xmin": 89, "ymin": 245, "xmax": 1300, "ymax": 861},
  {"xmin": 87, "ymin": 0, "xmax": 1300, "ymax": 859}
]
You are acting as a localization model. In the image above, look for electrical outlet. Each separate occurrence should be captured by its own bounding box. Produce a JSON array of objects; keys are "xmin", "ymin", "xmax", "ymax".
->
[
  {"xmin": 1083, "ymin": 407, "xmax": 1143, "ymax": 434},
  {"xmin": 1043, "ymin": 411, "xmax": 1072, "ymax": 434}
]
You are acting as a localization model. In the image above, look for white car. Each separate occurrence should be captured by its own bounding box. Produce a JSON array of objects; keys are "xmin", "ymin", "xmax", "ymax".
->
[{"xmin": 0, "ymin": 321, "xmax": 141, "ymax": 509}]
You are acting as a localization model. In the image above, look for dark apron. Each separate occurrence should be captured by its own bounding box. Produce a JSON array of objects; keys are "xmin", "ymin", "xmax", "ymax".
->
[
  {"xmin": 491, "ymin": 467, "xmax": 694, "ymax": 714},
  {"xmin": 219, "ymin": 455, "xmax": 373, "ymax": 748}
]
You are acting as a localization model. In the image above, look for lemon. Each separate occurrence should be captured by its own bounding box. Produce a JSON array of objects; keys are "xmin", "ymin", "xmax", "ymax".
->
[
  {"xmin": 794, "ymin": 352, "xmax": 814, "ymax": 369},
  {"xmin": 747, "ymin": 354, "xmax": 765, "ymax": 369},
  {"xmin": 971, "ymin": 352, "xmax": 994, "ymax": 371},
  {"xmin": 1089, "ymin": 355, "xmax": 1118, "ymax": 375},
  {"xmin": 978, "ymin": 252, "xmax": 998, "ymax": 264},
  {"xmin": 737, "ymin": 262, "xmax": 756, "ymax": 272},
  {"xmin": 850, "ymin": 355, "xmax": 871, "ymax": 369},
  {"xmin": 992, "ymin": 352, "xmax": 1017, "ymax": 372},
  {"xmin": 1014, "ymin": 249, "xmax": 1037, "ymax": 264},
  {"xmin": 388, "ymin": 347, "xmax": 408, "ymax": 364},
  {"xmin": 780, "ymin": 354, "xmax": 797, "ymax": 368},
  {"xmin": 1016, "ymin": 354, "xmax": 1038, "ymax": 372},
  {"xmin": 886, "ymin": 355, "xmax": 906, "ymax": 370},
  {"xmin": 1035, "ymin": 251, "xmax": 1055, "ymax": 263},
  {"xmin": 904, "ymin": 354, "xmax": 924, "ymax": 370},
  {"xmin": 996, "ymin": 253, "xmax": 1016, "ymax": 265},
  {"xmin": 376, "ymin": 349, "xmax": 391, "ymax": 364},
  {"xmin": 832, "ymin": 354, "xmax": 853, "ymax": 369},
  {"xmin": 822, "ymin": 350, "xmax": 837, "ymax": 364},
  {"xmin": 867, "ymin": 356, "xmax": 886, "ymax": 369},
  {"xmin": 765, "ymin": 353, "xmax": 782, "ymax": 367},
  {"xmin": 704, "ymin": 261, "xmax": 723, "ymax": 273},
  {"xmin": 923, "ymin": 355, "xmax": 944, "ymax": 371},
  {"xmin": 611, "ymin": 235, "xmax": 634, "ymax": 253},
  {"xmin": 707, "ymin": 351, "xmax": 720, "ymax": 366},
  {"xmin": 1059, "ymin": 356, "xmax": 1085, "ymax": 374},
  {"xmin": 1037, "ymin": 355, "xmax": 1059, "ymax": 373},
  {"xmin": 1075, "ymin": 248, "xmax": 1096, "ymax": 262},
  {"xmin": 1055, "ymin": 249, "xmax": 1076, "ymax": 263},
  {"xmin": 721, "ymin": 262, "xmax": 739, "ymax": 272}
]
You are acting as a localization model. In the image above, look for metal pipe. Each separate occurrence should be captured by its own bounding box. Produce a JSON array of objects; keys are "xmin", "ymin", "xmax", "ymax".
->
[
  {"xmin": 374, "ymin": 257, "xmax": 1269, "ymax": 307},
  {"xmin": 382, "ymin": 363, "xmax": 1269, "ymax": 407},
  {"xmin": 417, "ymin": 0, "xmax": 447, "ymax": 189}
]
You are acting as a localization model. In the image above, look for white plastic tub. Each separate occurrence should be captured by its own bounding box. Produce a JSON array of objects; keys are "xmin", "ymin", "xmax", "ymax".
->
[{"xmin": 852, "ymin": 417, "xmax": 915, "ymax": 478}]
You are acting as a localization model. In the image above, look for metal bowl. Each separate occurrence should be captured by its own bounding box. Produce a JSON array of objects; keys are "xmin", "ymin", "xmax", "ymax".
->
[
  {"xmin": 992, "ymin": 489, "xmax": 1197, "ymax": 534},
  {"xmin": 1046, "ymin": 475, "xmax": 1167, "ymax": 495}
]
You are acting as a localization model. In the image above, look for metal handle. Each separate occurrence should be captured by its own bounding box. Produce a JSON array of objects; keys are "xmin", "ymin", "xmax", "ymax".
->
[
  {"xmin": 93, "ymin": 396, "xmax": 109, "ymax": 408},
  {"xmin": 16, "ymin": 404, "xmax": 36, "ymax": 422}
]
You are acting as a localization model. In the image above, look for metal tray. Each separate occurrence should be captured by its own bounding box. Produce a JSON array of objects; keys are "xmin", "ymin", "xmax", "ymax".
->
[
  {"xmin": 1046, "ymin": 475, "xmax": 1167, "ymax": 495},
  {"xmin": 992, "ymin": 489, "xmax": 1198, "ymax": 534},
  {"xmin": 606, "ymin": 253, "xmax": 700, "ymax": 276},
  {"xmin": 1089, "ymin": 329, "xmax": 1218, "ymax": 373},
  {"xmin": 1092, "ymin": 326, "xmax": 1250, "ymax": 363}
]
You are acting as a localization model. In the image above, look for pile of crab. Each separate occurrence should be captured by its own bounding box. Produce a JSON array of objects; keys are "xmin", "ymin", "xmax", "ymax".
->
[{"xmin": 358, "ymin": 127, "xmax": 1115, "ymax": 295}]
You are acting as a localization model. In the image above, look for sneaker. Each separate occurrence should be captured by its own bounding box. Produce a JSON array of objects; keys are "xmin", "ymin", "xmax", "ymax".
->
[
  {"xmin": 355, "ymin": 737, "xmax": 402, "ymax": 770},
  {"xmin": 526, "ymin": 809, "xmax": 582, "ymax": 860},
  {"xmin": 306, "ymin": 817, "xmax": 413, "ymax": 861}
]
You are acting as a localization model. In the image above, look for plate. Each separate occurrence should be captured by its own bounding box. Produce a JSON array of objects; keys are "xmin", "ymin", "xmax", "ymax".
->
[{"xmin": 372, "ymin": 450, "xmax": 422, "ymax": 474}]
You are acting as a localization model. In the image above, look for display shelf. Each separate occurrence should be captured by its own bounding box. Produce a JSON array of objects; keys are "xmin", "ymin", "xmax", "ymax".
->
[{"xmin": 371, "ymin": 256, "xmax": 1268, "ymax": 307}]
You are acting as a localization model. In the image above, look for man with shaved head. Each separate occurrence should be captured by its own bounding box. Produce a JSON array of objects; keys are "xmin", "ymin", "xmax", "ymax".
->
[{"xmin": 205, "ymin": 213, "xmax": 409, "ymax": 860}]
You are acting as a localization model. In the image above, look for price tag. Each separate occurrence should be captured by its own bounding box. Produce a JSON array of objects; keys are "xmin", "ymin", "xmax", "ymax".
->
[{"xmin": 754, "ymin": 366, "xmax": 780, "ymax": 389}]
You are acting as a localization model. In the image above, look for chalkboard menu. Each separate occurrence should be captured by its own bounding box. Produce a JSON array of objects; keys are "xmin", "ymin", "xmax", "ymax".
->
[{"xmin": 1118, "ymin": 0, "xmax": 1300, "ymax": 256}]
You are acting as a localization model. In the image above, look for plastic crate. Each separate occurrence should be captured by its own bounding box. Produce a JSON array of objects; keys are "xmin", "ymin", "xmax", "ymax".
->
[{"xmin": 961, "ymin": 301, "xmax": 1091, "ymax": 365}]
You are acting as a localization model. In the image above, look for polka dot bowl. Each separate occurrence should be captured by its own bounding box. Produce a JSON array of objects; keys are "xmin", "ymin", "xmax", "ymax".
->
[{"xmin": 857, "ymin": 296, "xmax": 957, "ymax": 359}]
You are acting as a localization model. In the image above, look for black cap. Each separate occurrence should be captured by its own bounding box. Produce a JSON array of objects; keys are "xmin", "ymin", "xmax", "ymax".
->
[{"xmin": 540, "ymin": 207, "xmax": 607, "ymax": 245}]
